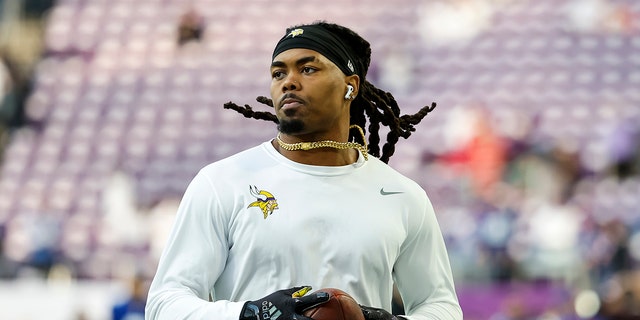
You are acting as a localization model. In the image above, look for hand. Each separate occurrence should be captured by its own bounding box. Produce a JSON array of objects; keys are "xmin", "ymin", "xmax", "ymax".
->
[
  {"xmin": 240, "ymin": 286, "xmax": 330, "ymax": 320},
  {"xmin": 360, "ymin": 305, "xmax": 403, "ymax": 320}
]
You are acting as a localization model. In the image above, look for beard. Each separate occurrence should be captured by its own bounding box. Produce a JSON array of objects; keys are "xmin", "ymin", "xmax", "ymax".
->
[{"xmin": 277, "ymin": 118, "xmax": 305, "ymax": 135}]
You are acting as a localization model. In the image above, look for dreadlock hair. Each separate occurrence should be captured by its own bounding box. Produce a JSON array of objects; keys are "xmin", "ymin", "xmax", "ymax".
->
[{"xmin": 223, "ymin": 21, "xmax": 436, "ymax": 164}]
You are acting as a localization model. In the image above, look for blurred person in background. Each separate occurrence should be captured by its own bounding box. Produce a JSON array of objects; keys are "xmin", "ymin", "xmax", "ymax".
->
[
  {"xmin": 146, "ymin": 21, "xmax": 461, "ymax": 320},
  {"xmin": 112, "ymin": 274, "xmax": 149, "ymax": 320},
  {"xmin": 177, "ymin": 9, "xmax": 205, "ymax": 47},
  {"xmin": 0, "ymin": 51, "xmax": 29, "ymax": 144},
  {"xmin": 21, "ymin": 0, "xmax": 54, "ymax": 19},
  {"xmin": 0, "ymin": 225, "xmax": 19, "ymax": 278}
]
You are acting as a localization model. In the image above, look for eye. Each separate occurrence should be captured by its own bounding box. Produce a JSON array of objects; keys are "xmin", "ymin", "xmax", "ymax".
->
[
  {"xmin": 272, "ymin": 70, "xmax": 285, "ymax": 80},
  {"xmin": 301, "ymin": 66, "xmax": 316, "ymax": 74}
]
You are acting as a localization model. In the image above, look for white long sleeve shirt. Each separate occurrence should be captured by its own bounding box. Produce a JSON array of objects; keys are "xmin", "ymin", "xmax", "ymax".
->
[{"xmin": 146, "ymin": 141, "xmax": 462, "ymax": 320}]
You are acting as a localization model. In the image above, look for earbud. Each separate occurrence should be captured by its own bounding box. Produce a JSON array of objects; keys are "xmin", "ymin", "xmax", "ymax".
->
[{"xmin": 345, "ymin": 85, "xmax": 354, "ymax": 100}]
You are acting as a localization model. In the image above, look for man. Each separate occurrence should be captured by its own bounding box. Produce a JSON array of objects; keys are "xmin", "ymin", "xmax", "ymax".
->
[{"xmin": 146, "ymin": 21, "xmax": 462, "ymax": 320}]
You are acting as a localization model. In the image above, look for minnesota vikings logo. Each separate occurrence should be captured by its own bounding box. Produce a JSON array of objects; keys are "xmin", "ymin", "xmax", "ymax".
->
[
  {"xmin": 247, "ymin": 185, "xmax": 279, "ymax": 219},
  {"xmin": 288, "ymin": 28, "xmax": 304, "ymax": 38}
]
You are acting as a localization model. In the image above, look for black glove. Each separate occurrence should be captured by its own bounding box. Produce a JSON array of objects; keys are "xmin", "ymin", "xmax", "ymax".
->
[
  {"xmin": 240, "ymin": 286, "xmax": 329, "ymax": 320},
  {"xmin": 360, "ymin": 305, "xmax": 405, "ymax": 320}
]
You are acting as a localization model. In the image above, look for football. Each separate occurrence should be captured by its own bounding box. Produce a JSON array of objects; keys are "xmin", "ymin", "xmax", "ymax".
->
[{"xmin": 302, "ymin": 288, "xmax": 365, "ymax": 320}]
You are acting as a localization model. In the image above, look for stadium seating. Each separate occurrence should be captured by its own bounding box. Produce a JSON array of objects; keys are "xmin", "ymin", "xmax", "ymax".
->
[{"xmin": 0, "ymin": 0, "xmax": 639, "ymax": 317}]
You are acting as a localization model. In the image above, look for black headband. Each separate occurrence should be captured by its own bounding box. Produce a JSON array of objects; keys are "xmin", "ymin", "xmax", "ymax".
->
[{"xmin": 272, "ymin": 25, "xmax": 357, "ymax": 77}]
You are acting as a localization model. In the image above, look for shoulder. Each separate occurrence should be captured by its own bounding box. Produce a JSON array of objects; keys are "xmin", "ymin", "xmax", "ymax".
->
[
  {"xmin": 364, "ymin": 156, "xmax": 426, "ymax": 195},
  {"xmin": 198, "ymin": 142, "xmax": 272, "ymax": 177},
  {"xmin": 186, "ymin": 142, "xmax": 279, "ymax": 200}
]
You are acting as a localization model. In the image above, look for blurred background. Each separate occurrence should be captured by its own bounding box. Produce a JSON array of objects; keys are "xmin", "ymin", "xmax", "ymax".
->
[{"xmin": 0, "ymin": 0, "xmax": 639, "ymax": 319}]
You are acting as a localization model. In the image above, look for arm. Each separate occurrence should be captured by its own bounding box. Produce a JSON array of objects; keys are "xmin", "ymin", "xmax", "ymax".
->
[
  {"xmin": 145, "ymin": 172, "xmax": 243, "ymax": 320},
  {"xmin": 392, "ymin": 195, "xmax": 462, "ymax": 320},
  {"xmin": 145, "ymin": 172, "xmax": 330, "ymax": 320},
  {"xmin": 359, "ymin": 193, "xmax": 462, "ymax": 320}
]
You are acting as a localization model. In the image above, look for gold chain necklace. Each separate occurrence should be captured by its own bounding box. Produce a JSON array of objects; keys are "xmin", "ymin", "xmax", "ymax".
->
[{"xmin": 276, "ymin": 125, "xmax": 369, "ymax": 161}]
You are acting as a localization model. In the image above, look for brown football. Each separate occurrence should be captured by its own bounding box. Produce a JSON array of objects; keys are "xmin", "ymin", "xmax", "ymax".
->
[{"xmin": 302, "ymin": 288, "xmax": 365, "ymax": 320}]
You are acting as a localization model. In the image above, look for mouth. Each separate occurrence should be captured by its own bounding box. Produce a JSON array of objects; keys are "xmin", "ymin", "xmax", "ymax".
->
[{"xmin": 278, "ymin": 94, "xmax": 305, "ymax": 110}]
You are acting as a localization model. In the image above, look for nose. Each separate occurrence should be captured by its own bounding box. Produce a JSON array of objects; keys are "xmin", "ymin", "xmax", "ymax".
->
[{"xmin": 281, "ymin": 74, "xmax": 299, "ymax": 92}]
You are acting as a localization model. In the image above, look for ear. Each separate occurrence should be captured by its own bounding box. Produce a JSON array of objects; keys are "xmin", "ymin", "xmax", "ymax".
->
[{"xmin": 345, "ymin": 75, "xmax": 360, "ymax": 99}]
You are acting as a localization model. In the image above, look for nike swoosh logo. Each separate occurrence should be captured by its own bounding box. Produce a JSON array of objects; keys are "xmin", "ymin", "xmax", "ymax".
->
[{"xmin": 380, "ymin": 188, "xmax": 404, "ymax": 195}]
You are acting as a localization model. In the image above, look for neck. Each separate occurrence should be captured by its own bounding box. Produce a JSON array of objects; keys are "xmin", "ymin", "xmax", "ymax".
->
[{"xmin": 273, "ymin": 125, "xmax": 368, "ymax": 166}]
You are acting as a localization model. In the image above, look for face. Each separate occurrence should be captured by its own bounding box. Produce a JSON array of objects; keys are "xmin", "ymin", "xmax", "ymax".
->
[{"xmin": 270, "ymin": 48, "xmax": 354, "ymax": 137}]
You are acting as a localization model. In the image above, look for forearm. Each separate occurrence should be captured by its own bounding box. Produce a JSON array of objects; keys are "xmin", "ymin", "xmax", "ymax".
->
[
  {"xmin": 402, "ymin": 300, "xmax": 463, "ymax": 320},
  {"xmin": 145, "ymin": 286, "xmax": 245, "ymax": 320},
  {"xmin": 361, "ymin": 298, "xmax": 461, "ymax": 320}
]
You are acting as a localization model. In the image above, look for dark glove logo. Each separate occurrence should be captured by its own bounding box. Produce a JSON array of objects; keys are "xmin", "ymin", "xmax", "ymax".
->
[{"xmin": 247, "ymin": 185, "xmax": 279, "ymax": 219}]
